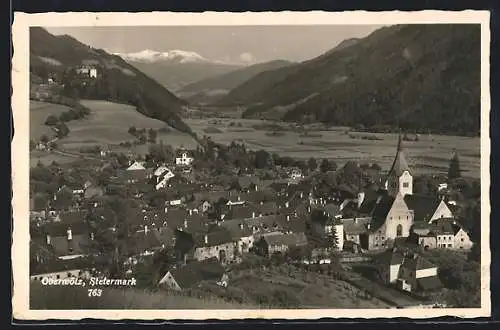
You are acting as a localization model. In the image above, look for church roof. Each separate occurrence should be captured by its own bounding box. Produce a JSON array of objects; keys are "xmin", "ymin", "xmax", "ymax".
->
[{"xmin": 388, "ymin": 135, "xmax": 410, "ymax": 177}]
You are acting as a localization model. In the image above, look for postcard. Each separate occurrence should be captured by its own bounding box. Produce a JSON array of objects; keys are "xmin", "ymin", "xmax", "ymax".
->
[{"xmin": 11, "ymin": 10, "xmax": 491, "ymax": 320}]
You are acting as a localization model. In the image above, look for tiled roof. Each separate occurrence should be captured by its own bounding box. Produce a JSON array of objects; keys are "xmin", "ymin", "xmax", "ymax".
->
[
  {"xmin": 30, "ymin": 256, "xmax": 94, "ymax": 276},
  {"xmin": 417, "ymin": 276, "xmax": 443, "ymax": 291},
  {"xmin": 169, "ymin": 257, "xmax": 224, "ymax": 289},
  {"xmin": 402, "ymin": 254, "xmax": 436, "ymax": 271},
  {"xmin": 375, "ymin": 249, "xmax": 404, "ymax": 266},
  {"xmin": 404, "ymin": 195, "xmax": 441, "ymax": 222},
  {"xmin": 342, "ymin": 218, "xmax": 371, "ymax": 235},
  {"xmin": 428, "ymin": 218, "xmax": 455, "ymax": 235},
  {"xmin": 263, "ymin": 232, "xmax": 308, "ymax": 247},
  {"xmin": 48, "ymin": 234, "xmax": 92, "ymax": 257},
  {"xmin": 194, "ymin": 228, "xmax": 234, "ymax": 248}
]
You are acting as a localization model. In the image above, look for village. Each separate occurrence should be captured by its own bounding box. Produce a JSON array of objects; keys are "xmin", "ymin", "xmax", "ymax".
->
[{"xmin": 29, "ymin": 113, "xmax": 480, "ymax": 308}]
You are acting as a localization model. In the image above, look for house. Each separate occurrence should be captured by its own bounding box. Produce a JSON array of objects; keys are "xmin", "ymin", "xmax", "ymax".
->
[
  {"xmin": 158, "ymin": 257, "xmax": 227, "ymax": 290},
  {"xmin": 84, "ymin": 185, "xmax": 104, "ymax": 199},
  {"xmin": 43, "ymin": 226, "xmax": 93, "ymax": 260},
  {"xmin": 404, "ymin": 195, "xmax": 454, "ymax": 223},
  {"xmin": 76, "ymin": 65, "xmax": 98, "ymax": 78},
  {"xmin": 341, "ymin": 217, "xmax": 371, "ymax": 246},
  {"xmin": 127, "ymin": 161, "xmax": 146, "ymax": 171},
  {"xmin": 219, "ymin": 220, "xmax": 255, "ymax": 255},
  {"xmin": 128, "ymin": 225, "xmax": 163, "ymax": 257},
  {"xmin": 30, "ymin": 257, "xmax": 93, "ymax": 282},
  {"xmin": 397, "ymin": 253, "xmax": 442, "ymax": 292},
  {"xmin": 254, "ymin": 232, "xmax": 308, "ymax": 257},
  {"xmin": 175, "ymin": 151, "xmax": 194, "ymax": 166},
  {"xmin": 155, "ymin": 168, "xmax": 176, "ymax": 191},
  {"xmin": 375, "ymin": 250, "xmax": 442, "ymax": 293},
  {"xmin": 289, "ymin": 168, "xmax": 304, "ymax": 180},
  {"xmin": 452, "ymin": 222, "xmax": 473, "ymax": 250},
  {"xmin": 192, "ymin": 229, "xmax": 236, "ymax": 265},
  {"xmin": 411, "ymin": 218, "xmax": 472, "ymax": 251}
]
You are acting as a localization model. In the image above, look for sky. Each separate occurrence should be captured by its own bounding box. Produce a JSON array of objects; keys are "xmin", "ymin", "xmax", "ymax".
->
[{"xmin": 45, "ymin": 25, "xmax": 383, "ymax": 65}]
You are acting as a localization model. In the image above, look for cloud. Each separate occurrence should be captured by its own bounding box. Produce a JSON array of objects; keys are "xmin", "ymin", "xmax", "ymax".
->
[{"xmin": 239, "ymin": 52, "xmax": 256, "ymax": 63}]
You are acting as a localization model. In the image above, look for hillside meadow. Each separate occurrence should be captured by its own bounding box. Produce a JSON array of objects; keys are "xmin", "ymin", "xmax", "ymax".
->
[
  {"xmin": 30, "ymin": 101, "xmax": 73, "ymax": 140},
  {"xmin": 185, "ymin": 118, "xmax": 481, "ymax": 179}
]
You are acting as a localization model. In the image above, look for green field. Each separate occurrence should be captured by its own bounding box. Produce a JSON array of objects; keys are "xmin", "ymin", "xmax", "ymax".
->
[
  {"xmin": 185, "ymin": 118, "xmax": 481, "ymax": 179},
  {"xmin": 62, "ymin": 100, "xmax": 198, "ymax": 151},
  {"xmin": 30, "ymin": 100, "xmax": 199, "ymax": 154},
  {"xmin": 29, "ymin": 101, "xmax": 73, "ymax": 140},
  {"xmin": 226, "ymin": 266, "xmax": 390, "ymax": 308}
]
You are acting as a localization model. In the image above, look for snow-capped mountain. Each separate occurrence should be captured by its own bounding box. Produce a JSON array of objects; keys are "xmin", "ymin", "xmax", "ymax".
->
[{"xmin": 113, "ymin": 49, "xmax": 211, "ymax": 64}]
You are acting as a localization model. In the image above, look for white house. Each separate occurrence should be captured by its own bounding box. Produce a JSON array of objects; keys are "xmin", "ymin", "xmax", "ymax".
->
[
  {"xmin": 154, "ymin": 167, "xmax": 175, "ymax": 191},
  {"xmin": 127, "ymin": 161, "xmax": 146, "ymax": 171},
  {"xmin": 453, "ymin": 226, "xmax": 473, "ymax": 250},
  {"xmin": 175, "ymin": 151, "xmax": 194, "ymax": 166}
]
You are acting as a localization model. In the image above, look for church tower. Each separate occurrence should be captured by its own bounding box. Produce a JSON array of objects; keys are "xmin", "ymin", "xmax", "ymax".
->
[{"xmin": 385, "ymin": 135, "xmax": 413, "ymax": 197}]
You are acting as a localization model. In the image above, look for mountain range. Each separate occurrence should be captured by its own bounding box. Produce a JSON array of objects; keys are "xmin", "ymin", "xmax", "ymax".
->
[
  {"xmin": 29, "ymin": 27, "xmax": 193, "ymax": 136},
  {"xmin": 214, "ymin": 24, "xmax": 480, "ymax": 135},
  {"xmin": 113, "ymin": 49, "xmax": 244, "ymax": 92},
  {"xmin": 176, "ymin": 60, "xmax": 294, "ymax": 105}
]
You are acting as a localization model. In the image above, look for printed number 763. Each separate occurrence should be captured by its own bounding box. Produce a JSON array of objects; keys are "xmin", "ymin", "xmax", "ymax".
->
[{"xmin": 88, "ymin": 289, "xmax": 103, "ymax": 297}]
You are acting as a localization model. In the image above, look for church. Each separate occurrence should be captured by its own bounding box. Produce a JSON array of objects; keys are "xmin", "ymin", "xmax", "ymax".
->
[{"xmin": 344, "ymin": 135, "xmax": 457, "ymax": 251}]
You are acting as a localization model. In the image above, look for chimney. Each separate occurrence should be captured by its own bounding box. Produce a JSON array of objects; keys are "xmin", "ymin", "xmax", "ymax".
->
[
  {"xmin": 46, "ymin": 234, "xmax": 51, "ymax": 245},
  {"xmin": 184, "ymin": 219, "xmax": 188, "ymax": 229},
  {"xmin": 90, "ymin": 232, "xmax": 94, "ymax": 241},
  {"xmin": 260, "ymin": 201, "xmax": 264, "ymax": 205},
  {"xmin": 189, "ymin": 209, "xmax": 192, "ymax": 216},
  {"xmin": 144, "ymin": 225, "xmax": 148, "ymax": 235},
  {"xmin": 286, "ymin": 215, "xmax": 290, "ymax": 222},
  {"xmin": 237, "ymin": 195, "xmax": 241, "ymax": 201},
  {"xmin": 367, "ymin": 223, "xmax": 371, "ymax": 230},
  {"xmin": 239, "ymin": 223, "xmax": 244, "ymax": 230},
  {"xmin": 255, "ymin": 184, "xmax": 258, "ymax": 192},
  {"xmin": 252, "ymin": 212, "xmax": 255, "ymax": 218},
  {"xmin": 300, "ymin": 192, "xmax": 304, "ymax": 199},
  {"xmin": 204, "ymin": 234, "xmax": 208, "ymax": 244},
  {"xmin": 67, "ymin": 228, "xmax": 72, "ymax": 241},
  {"xmin": 285, "ymin": 201, "xmax": 289, "ymax": 208}
]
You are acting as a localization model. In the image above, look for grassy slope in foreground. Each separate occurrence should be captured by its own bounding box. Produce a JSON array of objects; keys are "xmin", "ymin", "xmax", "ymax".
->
[{"xmin": 30, "ymin": 282, "xmax": 258, "ymax": 310}]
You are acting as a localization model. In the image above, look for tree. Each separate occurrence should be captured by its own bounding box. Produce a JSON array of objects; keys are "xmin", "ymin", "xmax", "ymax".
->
[
  {"xmin": 320, "ymin": 158, "xmax": 336, "ymax": 173},
  {"xmin": 128, "ymin": 125, "xmax": 137, "ymax": 136},
  {"xmin": 56, "ymin": 123, "xmax": 70, "ymax": 138},
  {"xmin": 44, "ymin": 115, "xmax": 59, "ymax": 126},
  {"xmin": 40, "ymin": 134, "xmax": 49, "ymax": 144},
  {"xmin": 254, "ymin": 149, "xmax": 271, "ymax": 169},
  {"xmin": 148, "ymin": 128, "xmax": 158, "ymax": 143},
  {"xmin": 448, "ymin": 152, "xmax": 461, "ymax": 181}
]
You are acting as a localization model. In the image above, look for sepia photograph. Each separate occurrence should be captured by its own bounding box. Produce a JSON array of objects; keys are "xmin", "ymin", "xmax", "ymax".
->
[{"xmin": 11, "ymin": 11, "xmax": 491, "ymax": 320}]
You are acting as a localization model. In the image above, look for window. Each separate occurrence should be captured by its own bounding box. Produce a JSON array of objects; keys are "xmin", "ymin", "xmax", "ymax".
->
[
  {"xmin": 396, "ymin": 224, "xmax": 403, "ymax": 237},
  {"xmin": 56, "ymin": 275, "xmax": 60, "ymax": 279},
  {"xmin": 382, "ymin": 236, "xmax": 385, "ymax": 240},
  {"xmin": 403, "ymin": 182, "xmax": 409, "ymax": 188},
  {"xmin": 375, "ymin": 243, "xmax": 378, "ymax": 247},
  {"xmin": 461, "ymin": 238, "xmax": 464, "ymax": 242},
  {"xmin": 376, "ymin": 237, "xmax": 379, "ymax": 241}
]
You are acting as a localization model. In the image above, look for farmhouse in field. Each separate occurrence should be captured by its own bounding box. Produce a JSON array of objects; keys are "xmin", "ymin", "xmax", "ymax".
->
[{"xmin": 175, "ymin": 150, "xmax": 194, "ymax": 166}]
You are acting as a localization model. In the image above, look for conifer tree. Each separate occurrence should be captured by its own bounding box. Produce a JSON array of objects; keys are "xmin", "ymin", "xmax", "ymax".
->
[{"xmin": 448, "ymin": 152, "xmax": 461, "ymax": 181}]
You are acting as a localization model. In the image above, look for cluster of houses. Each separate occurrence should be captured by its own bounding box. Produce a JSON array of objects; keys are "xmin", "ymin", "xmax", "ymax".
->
[{"xmin": 29, "ymin": 139, "xmax": 473, "ymax": 294}]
